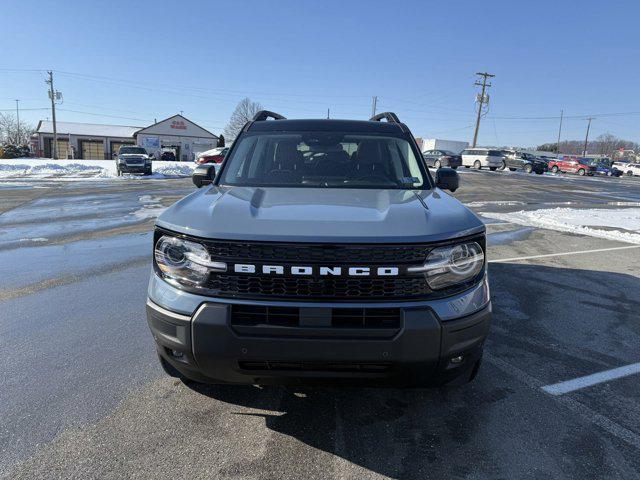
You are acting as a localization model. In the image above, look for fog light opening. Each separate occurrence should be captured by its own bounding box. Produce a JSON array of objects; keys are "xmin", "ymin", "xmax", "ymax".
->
[
  {"xmin": 450, "ymin": 355, "xmax": 464, "ymax": 365},
  {"xmin": 169, "ymin": 349, "xmax": 184, "ymax": 359}
]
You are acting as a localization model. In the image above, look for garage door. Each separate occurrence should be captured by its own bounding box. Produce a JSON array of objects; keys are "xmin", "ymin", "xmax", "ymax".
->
[
  {"xmin": 110, "ymin": 141, "xmax": 135, "ymax": 159},
  {"xmin": 80, "ymin": 141, "xmax": 105, "ymax": 159},
  {"xmin": 45, "ymin": 139, "xmax": 70, "ymax": 159}
]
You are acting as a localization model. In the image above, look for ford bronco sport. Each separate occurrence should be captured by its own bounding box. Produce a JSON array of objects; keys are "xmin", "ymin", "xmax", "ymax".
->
[{"xmin": 146, "ymin": 111, "xmax": 491, "ymax": 387}]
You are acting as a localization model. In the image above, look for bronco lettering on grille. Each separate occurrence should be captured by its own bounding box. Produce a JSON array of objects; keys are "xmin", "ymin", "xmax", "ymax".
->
[{"xmin": 233, "ymin": 264, "xmax": 399, "ymax": 277}]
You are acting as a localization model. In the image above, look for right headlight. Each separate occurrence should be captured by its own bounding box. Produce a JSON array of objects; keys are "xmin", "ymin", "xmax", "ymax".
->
[
  {"xmin": 154, "ymin": 235, "xmax": 226, "ymax": 288},
  {"xmin": 408, "ymin": 241, "xmax": 484, "ymax": 290}
]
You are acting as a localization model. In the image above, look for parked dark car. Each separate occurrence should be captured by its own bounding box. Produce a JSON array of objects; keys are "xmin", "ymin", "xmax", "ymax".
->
[
  {"xmin": 589, "ymin": 160, "xmax": 622, "ymax": 177},
  {"xmin": 422, "ymin": 149, "xmax": 462, "ymax": 169},
  {"xmin": 161, "ymin": 151, "xmax": 176, "ymax": 162},
  {"xmin": 501, "ymin": 151, "xmax": 547, "ymax": 174}
]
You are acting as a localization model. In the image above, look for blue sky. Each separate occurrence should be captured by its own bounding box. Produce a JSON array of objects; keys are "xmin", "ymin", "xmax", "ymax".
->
[{"xmin": 1, "ymin": 0, "xmax": 638, "ymax": 146}]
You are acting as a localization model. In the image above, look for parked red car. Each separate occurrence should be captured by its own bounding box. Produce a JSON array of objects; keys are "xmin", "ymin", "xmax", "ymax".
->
[
  {"xmin": 196, "ymin": 147, "xmax": 228, "ymax": 165},
  {"xmin": 548, "ymin": 156, "xmax": 597, "ymax": 176}
]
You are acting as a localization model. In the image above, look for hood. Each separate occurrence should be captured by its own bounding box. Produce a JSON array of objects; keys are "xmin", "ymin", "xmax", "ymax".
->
[{"xmin": 156, "ymin": 186, "xmax": 484, "ymax": 243}]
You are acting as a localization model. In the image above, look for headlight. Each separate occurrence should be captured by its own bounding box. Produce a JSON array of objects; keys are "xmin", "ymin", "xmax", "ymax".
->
[
  {"xmin": 408, "ymin": 241, "xmax": 484, "ymax": 290},
  {"xmin": 154, "ymin": 235, "xmax": 226, "ymax": 287}
]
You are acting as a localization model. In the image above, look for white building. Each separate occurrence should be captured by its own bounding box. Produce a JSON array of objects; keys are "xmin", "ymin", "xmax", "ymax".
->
[
  {"xmin": 135, "ymin": 115, "xmax": 219, "ymax": 161},
  {"xmin": 34, "ymin": 114, "xmax": 219, "ymax": 160}
]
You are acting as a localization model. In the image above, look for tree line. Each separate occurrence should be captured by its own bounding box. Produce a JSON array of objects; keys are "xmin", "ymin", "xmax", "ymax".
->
[{"xmin": 537, "ymin": 133, "xmax": 638, "ymax": 158}]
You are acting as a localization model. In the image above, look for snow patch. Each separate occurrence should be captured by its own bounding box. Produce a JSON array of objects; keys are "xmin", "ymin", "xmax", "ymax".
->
[
  {"xmin": 132, "ymin": 194, "xmax": 166, "ymax": 219},
  {"xmin": 480, "ymin": 207, "xmax": 640, "ymax": 244},
  {"xmin": 466, "ymin": 200, "xmax": 527, "ymax": 208},
  {"xmin": 0, "ymin": 158, "xmax": 194, "ymax": 180}
]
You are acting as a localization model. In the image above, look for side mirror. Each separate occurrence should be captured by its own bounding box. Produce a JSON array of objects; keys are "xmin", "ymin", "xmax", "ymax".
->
[
  {"xmin": 435, "ymin": 167, "xmax": 459, "ymax": 192},
  {"xmin": 192, "ymin": 164, "xmax": 217, "ymax": 188}
]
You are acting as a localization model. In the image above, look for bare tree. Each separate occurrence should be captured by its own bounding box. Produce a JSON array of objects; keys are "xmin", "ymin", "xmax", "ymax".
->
[
  {"xmin": 0, "ymin": 113, "xmax": 35, "ymax": 145},
  {"xmin": 223, "ymin": 98, "xmax": 263, "ymax": 141}
]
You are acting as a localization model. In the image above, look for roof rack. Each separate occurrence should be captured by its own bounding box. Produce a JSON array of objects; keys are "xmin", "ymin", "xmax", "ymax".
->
[
  {"xmin": 369, "ymin": 112, "xmax": 401, "ymax": 123},
  {"xmin": 252, "ymin": 110, "xmax": 286, "ymax": 122}
]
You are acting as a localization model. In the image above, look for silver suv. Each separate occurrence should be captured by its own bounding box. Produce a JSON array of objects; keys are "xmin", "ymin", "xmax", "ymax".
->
[{"xmin": 146, "ymin": 111, "xmax": 491, "ymax": 387}]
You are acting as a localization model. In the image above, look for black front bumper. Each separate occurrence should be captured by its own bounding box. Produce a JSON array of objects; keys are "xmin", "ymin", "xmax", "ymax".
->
[
  {"xmin": 147, "ymin": 300, "xmax": 491, "ymax": 386},
  {"xmin": 120, "ymin": 164, "xmax": 150, "ymax": 173}
]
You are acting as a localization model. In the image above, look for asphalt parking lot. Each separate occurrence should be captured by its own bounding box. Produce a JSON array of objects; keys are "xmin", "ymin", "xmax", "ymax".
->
[{"xmin": 0, "ymin": 170, "xmax": 639, "ymax": 479}]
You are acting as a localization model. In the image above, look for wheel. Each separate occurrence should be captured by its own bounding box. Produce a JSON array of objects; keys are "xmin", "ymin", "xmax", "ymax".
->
[
  {"xmin": 434, "ymin": 160, "xmax": 441, "ymax": 169},
  {"xmin": 524, "ymin": 164, "xmax": 533, "ymax": 174},
  {"xmin": 473, "ymin": 160, "xmax": 482, "ymax": 170},
  {"xmin": 451, "ymin": 166, "xmax": 458, "ymax": 170},
  {"xmin": 144, "ymin": 169, "xmax": 152, "ymax": 176},
  {"xmin": 499, "ymin": 161, "xmax": 506, "ymax": 170},
  {"xmin": 509, "ymin": 168, "xmax": 516, "ymax": 172},
  {"xmin": 535, "ymin": 170, "xmax": 543, "ymax": 175},
  {"xmin": 464, "ymin": 165, "xmax": 470, "ymax": 168},
  {"xmin": 626, "ymin": 170, "xmax": 633, "ymax": 176},
  {"xmin": 489, "ymin": 167, "xmax": 497, "ymax": 171},
  {"xmin": 578, "ymin": 168, "xmax": 586, "ymax": 176},
  {"xmin": 551, "ymin": 165, "xmax": 559, "ymax": 173}
]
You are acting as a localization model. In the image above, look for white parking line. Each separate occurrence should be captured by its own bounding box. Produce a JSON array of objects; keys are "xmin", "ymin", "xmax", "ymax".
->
[
  {"xmin": 542, "ymin": 362, "xmax": 640, "ymax": 396},
  {"xmin": 488, "ymin": 244, "xmax": 640, "ymax": 263}
]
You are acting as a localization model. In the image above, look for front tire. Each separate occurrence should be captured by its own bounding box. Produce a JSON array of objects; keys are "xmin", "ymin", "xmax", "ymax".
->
[
  {"xmin": 524, "ymin": 164, "xmax": 533, "ymax": 174},
  {"xmin": 627, "ymin": 171, "xmax": 634, "ymax": 176},
  {"xmin": 578, "ymin": 168, "xmax": 586, "ymax": 176},
  {"xmin": 551, "ymin": 165, "xmax": 559, "ymax": 173},
  {"xmin": 474, "ymin": 160, "xmax": 482, "ymax": 170},
  {"xmin": 489, "ymin": 167, "xmax": 497, "ymax": 171}
]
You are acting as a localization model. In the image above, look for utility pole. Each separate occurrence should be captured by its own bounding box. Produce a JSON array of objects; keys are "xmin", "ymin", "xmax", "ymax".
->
[
  {"xmin": 371, "ymin": 96, "xmax": 377, "ymax": 118},
  {"xmin": 471, "ymin": 72, "xmax": 494, "ymax": 147},
  {"xmin": 583, "ymin": 117, "xmax": 593, "ymax": 156},
  {"xmin": 15, "ymin": 99, "xmax": 20, "ymax": 145},
  {"xmin": 327, "ymin": 108, "xmax": 330, "ymax": 119},
  {"xmin": 556, "ymin": 109, "xmax": 563, "ymax": 156},
  {"xmin": 45, "ymin": 71, "xmax": 59, "ymax": 159}
]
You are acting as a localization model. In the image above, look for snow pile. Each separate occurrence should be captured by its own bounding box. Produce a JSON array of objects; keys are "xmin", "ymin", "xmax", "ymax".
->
[
  {"xmin": 480, "ymin": 207, "xmax": 640, "ymax": 244},
  {"xmin": 0, "ymin": 158, "xmax": 194, "ymax": 180}
]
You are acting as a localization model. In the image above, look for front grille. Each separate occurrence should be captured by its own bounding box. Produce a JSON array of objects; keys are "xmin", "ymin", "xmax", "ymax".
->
[
  {"xmin": 205, "ymin": 242, "xmax": 430, "ymax": 264},
  {"xmin": 208, "ymin": 274, "xmax": 430, "ymax": 300},
  {"xmin": 238, "ymin": 361, "xmax": 392, "ymax": 373},
  {"xmin": 231, "ymin": 304, "xmax": 401, "ymax": 329},
  {"xmin": 155, "ymin": 231, "xmax": 485, "ymax": 301}
]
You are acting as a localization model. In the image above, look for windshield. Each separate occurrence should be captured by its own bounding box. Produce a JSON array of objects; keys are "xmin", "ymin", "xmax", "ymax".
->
[
  {"xmin": 218, "ymin": 132, "xmax": 428, "ymax": 189},
  {"xmin": 119, "ymin": 147, "xmax": 147, "ymax": 155}
]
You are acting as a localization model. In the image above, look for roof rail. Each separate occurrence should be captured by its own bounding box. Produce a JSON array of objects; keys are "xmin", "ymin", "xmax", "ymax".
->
[
  {"xmin": 369, "ymin": 112, "xmax": 401, "ymax": 123},
  {"xmin": 252, "ymin": 110, "xmax": 286, "ymax": 121}
]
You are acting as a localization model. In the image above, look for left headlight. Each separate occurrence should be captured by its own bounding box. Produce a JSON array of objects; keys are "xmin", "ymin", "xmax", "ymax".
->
[
  {"xmin": 154, "ymin": 235, "xmax": 226, "ymax": 287},
  {"xmin": 408, "ymin": 241, "xmax": 484, "ymax": 290}
]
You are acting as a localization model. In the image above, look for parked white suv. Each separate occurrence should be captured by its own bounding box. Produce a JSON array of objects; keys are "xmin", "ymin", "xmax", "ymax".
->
[
  {"xmin": 460, "ymin": 148, "xmax": 504, "ymax": 170},
  {"xmin": 617, "ymin": 162, "xmax": 640, "ymax": 177}
]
